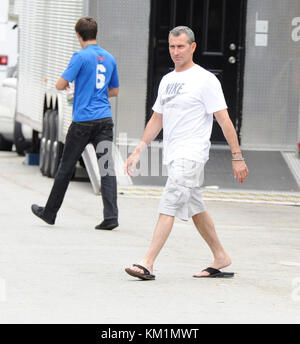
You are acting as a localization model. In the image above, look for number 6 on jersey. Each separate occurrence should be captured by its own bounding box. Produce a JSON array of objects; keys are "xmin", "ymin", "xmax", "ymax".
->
[{"xmin": 96, "ymin": 64, "xmax": 106, "ymax": 89}]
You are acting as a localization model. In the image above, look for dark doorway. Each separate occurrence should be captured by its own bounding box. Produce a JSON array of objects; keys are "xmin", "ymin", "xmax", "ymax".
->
[{"xmin": 147, "ymin": 0, "xmax": 247, "ymax": 143}]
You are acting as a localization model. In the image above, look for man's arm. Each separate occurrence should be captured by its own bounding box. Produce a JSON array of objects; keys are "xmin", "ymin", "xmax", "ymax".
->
[
  {"xmin": 125, "ymin": 112, "xmax": 163, "ymax": 176},
  {"xmin": 56, "ymin": 77, "xmax": 69, "ymax": 90},
  {"xmin": 214, "ymin": 109, "xmax": 249, "ymax": 184},
  {"xmin": 108, "ymin": 87, "xmax": 119, "ymax": 98}
]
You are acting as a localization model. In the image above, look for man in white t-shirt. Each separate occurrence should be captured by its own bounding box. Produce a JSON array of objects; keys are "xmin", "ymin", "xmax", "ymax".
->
[{"xmin": 125, "ymin": 26, "xmax": 248, "ymax": 280}]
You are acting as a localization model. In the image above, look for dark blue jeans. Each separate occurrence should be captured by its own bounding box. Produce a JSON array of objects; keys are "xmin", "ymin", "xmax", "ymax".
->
[{"xmin": 44, "ymin": 117, "xmax": 118, "ymax": 223}]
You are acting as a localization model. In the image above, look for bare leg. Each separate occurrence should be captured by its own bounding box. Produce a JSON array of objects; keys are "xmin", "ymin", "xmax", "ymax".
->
[
  {"xmin": 127, "ymin": 214, "xmax": 174, "ymax": 275},
  {"xmin": 192, "ymin": 211, "xmax": 231, "ymax": 276}
]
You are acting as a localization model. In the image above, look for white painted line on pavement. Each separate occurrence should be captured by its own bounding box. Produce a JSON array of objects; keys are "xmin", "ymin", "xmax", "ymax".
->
[{"xmin": 279, "ymin": 261, "xmax": 300, "ymax": 267}]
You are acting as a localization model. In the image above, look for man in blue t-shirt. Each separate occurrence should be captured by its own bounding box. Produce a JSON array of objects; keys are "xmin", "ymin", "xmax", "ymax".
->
[{"xmin": 31, "ymin": 17, "xmax": 119, "ymax": 230}]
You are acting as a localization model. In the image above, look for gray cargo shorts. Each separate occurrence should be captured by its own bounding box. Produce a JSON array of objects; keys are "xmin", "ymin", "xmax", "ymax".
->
[{"xmin": 158, "ymin": 158, "xmax": 206, "ymax": 221}]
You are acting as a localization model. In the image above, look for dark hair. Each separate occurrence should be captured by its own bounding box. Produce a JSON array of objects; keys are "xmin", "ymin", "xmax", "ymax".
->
[{"xmin": 75, "ymin": 17, "xmax": 97, "ymax": 41}]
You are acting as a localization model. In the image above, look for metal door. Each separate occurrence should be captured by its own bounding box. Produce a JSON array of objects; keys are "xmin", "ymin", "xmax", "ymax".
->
[{"xmin": 147, "ymin": 0, "xmax": 247, "ymax": 143}]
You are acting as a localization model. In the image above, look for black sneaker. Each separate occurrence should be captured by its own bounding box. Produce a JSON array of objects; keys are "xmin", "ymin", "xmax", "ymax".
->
[
  {"xmin": 95, "ymin": 219, "xmax": 119, "ymax": 230},
  {"xmin": 31, "ymin": 204, "xmax": 55, "ymax": 225}
]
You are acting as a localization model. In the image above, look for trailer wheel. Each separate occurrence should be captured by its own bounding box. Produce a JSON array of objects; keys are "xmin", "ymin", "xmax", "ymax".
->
[
  {"xmin": 49, "ymin": 111, "xmax": 63, "ymax": 178},
  {"xmin": 39, "ymin": 109, "xmax": 52, "ymax": 175},
  {"xmin": 0, "ymin": 134, "xmax": 13, "ymax": 151},
  {"xmin": 44, "ymin": 110, "xmax": 58, "ymax": 177}
]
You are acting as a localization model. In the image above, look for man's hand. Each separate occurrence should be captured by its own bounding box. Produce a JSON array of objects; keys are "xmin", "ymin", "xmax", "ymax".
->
[
  {"xmin": 56, "ymin": 77, "xmax": 69, "ymax": 90},
  {"xmin": 124, "ymin": 114, "xmax": 162, "ymax": 177},
  {"xmin": 232, "ymin": 160, "xmax": 248, "ymax": 184},
  {"xmin": 108, "ymin": 87, "xmax": 119, "ymax": 98},
  {"xmin": 124, "ymin": 141, "xmax": 147, "ymax": 176},
  {"xmin": 124, "ymin": 151, "xmax": 140, "ymax": 177},
  {"xmin": 214, "ymin": 109, "xmax": 249, "ymax": 184}
]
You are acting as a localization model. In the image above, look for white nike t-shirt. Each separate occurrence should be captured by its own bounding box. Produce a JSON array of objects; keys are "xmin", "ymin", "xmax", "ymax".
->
[{"xmin": 152, "ymin": 64, "xmax": 227, "ymax": 165}]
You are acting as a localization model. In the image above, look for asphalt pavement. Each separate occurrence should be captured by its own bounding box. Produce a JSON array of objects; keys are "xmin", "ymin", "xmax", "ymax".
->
[{"xmin": 0, "ymin": 151, "xmax": 300, "ymax": 324}]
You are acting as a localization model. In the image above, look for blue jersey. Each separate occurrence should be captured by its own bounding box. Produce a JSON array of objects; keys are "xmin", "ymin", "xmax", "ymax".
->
[{"xmin": 62, "ymin": 44, "xmax": 119, "ymax": 122}]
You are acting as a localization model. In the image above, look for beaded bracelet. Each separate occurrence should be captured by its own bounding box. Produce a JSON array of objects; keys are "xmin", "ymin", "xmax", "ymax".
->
[{"xmin": 232, "ymin": 157, "xmax": 245, "ymax": 161}]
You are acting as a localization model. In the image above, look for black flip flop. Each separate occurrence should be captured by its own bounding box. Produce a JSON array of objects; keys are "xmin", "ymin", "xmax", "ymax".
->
[
  {"xmin": 193, "ymin": 267, "xmax": 234, "ymax": 278},
  {"xmin": 125, "ymin": 264, "xmax": 155, "ymax": 280}
]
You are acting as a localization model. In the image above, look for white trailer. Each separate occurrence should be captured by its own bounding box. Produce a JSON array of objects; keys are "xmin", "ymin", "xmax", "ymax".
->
[
  {"xmin": 15, "ymin": 0, "xmax": 131, "ymax": 192},
  {"xmin": 0, "ymin": 0, "xmax": 28, "ymax": 152},
  {"xmin": 0, "ymin": 0, "xmax": 18, "ymax": 82}
]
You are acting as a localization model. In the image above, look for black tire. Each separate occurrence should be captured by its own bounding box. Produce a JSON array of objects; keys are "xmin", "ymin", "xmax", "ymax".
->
[
  {"xmin": 43, "ymin": 110, "xmax": 57, "ymax": 177},
  {"xmin": 13, "ymin": 121, "xmax": 31, "ymax": 156},
  {"xmin": 39, "ymin": 109, "xmax": 52, "ymax": 175},
  {"xmin": 49, "ymin": 112, "xmax": 63, "ymax": 178},
  {"xmin": 0, "ymin": 134, "xmax": 13, "ymax": 151}
]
